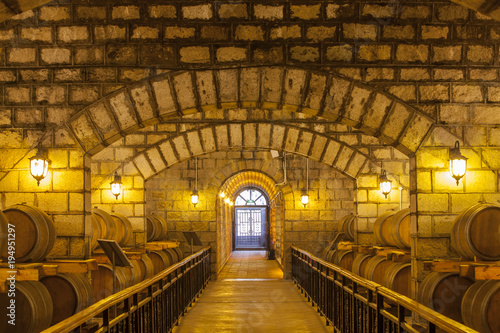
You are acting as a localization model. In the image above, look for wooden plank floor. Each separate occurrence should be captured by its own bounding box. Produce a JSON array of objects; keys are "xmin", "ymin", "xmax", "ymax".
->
[{"xmin": 173, "ymin": 251, "xmax": 330, "ymax": 333}]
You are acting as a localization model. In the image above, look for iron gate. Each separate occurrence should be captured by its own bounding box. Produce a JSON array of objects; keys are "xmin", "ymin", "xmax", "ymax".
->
[{"xmin": 235, "ymin": 208, "xmax": 266, "ymax": 249}]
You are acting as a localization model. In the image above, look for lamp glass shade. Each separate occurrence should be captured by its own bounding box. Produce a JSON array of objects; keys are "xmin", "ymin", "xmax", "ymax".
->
[
  {"xmin": 301, "ymin": 194, "xmax": 309, "ymax": 206},
  {"xmin": 110, "ymin": 173, "xmax": 122, "ymax": 199},
  {"xmin": 191, "ymin": 191, "xmax": 199, "ymax": 206},
  {"xmin": 449, "ymin": 141, "xmax": 467, "ymax": 185},
  {"xmin": 220, "ymin": 191, "xmax": 225, "ymax": 198},
  {"xmin": 379, "ymin": 171, "xmax": 392, "ymax": 198},
  {"xmin": 29, "ymin": 149, "xmax": 50, "ymax": 185}
]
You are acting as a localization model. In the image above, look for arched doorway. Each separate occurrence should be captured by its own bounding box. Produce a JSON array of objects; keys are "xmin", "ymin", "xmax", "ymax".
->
[{"xmin": 233, "ymin": 188, "xmax": 269, "ymax": 250}]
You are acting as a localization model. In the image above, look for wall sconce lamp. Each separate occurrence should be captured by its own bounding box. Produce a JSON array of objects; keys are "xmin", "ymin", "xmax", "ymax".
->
[
  {"xmin": 301, "ymin": 157, "xmax": 309, "ymax": 207},
  {"xmin": 220, "ymin": 191, "xmax": 225, "ymax": 198},
  {"xmin": 110, "ymin": 172, "xmax": 122, "ymax": 199},
  {"xmin": 191, "ymin": 157, "xmax": 199, "ymax": 207},
  {"xmin": 29, "ymin": 148, "xmax": 50, "ymax": 186},
  {"xmin": 379, "ymin": 170, "xmax": 392, "ymax": 199},
  {"xmin": 449, "ymin": 141, "xmax": 467, "ymax": 186},
  {"xmin": 224, "ymin": 197, "xmax": 230, "ymax": 205},
  {"xmin": 229, "ymin": 200, "xmax": 234, "ymax": 207}
]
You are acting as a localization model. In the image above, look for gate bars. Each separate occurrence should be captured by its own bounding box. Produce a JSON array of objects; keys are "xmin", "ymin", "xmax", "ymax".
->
[
  {"xmin": 291, "ymin": 247, "xmax": 477, "ymax": 333},
  {"xmin": 43, "ymin": 246, "xmax": 211, "ymax": 333}
]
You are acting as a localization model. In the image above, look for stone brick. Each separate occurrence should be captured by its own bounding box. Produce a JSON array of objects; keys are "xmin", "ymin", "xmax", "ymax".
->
[
  {"xmin": 216, "ymin": 47, "xmax": 247, "ymax": 62},
  {"xmin": 112, "ymin": 6, "xmax": 140, "ymax": 20},
  {"xmin": 343, "ymin": 23, "xmax": 377, "ymax": 40},
  {"xmin": 35, "ymin": 85, "xmax": 66, "ymax": 105},
  {"xmin": 0, "ymin": 70, "xmax": 16, "ymax": 82},
  {"xmin": 179, "ymin": 46, "xmax": 210, "ymax": 64},
  {"xmin": 75, "ymin": 47, "xmax": 104, "ymax": 64},
  {"xmin": 7, "ymin": 48, "xmax": 36, "ymax": 64},
  {"xmin": 119, "ymin": 69, "xmax": 151, "ymax": 82},
  {"xmin": 465, "ymin": 127, "xmax": 487, "ymax": 146},
  {"xmin": 362, "ymin": 4, "xmax": 394, "ymax": 18},
  {"xmin": 306, "ymin": 26, "xmax": 336, "ymax": 42},
  {"xmin": 94, "ymin": 25, "xmax": 127, "ymax": 41},
  {"xmin": 40, "ymin": 47, "xmax": 71, "ymax": 64},
  {"xmin": 487, "ymin": 86, "xmax": 500, "ymax": 102},
  {"xmin": 396, "ymin": 45, "xmax": 428, "ymax": 63},
  {"xmin": 365, "ymin": 68, "xmax": 394, "ymax": 81},
  {"xmin": 148, "ymin": 5, "xmax": 176, "ymax": 19},
  {"xmin": 471, "ymin": 105, "xmax": 500, "ymax": 124},
  {"xmin": 359, "ymin": 45, "xmax": 391, "ymax": 62},
  {"xmin": 107, "ymin": 46, "xmax": 137, "ymax": 65},
  {"xmin": 326, "ymin": 44, "xmax": 353, "ymax": 62},
  {"xmin": 54, "ymin": 68, "xmax": 83, "ymax": 82},
  {"xmin": 131, "ymin": 26, "xmax": 159, "ymax": 40},
  {"xmin": 383, "ymin": 25, "xmax": 415, "ymax": 40},
  {"xmin": 467, "ymin": 45, "xmax": 493, "ymax": 64},
  {"xmin": 69, "ymin": 85, "xmax": 100, "ymax": 104},
  {"xmin": 252, "ymin": 46, "xmax": 284, "ymax": 64},
  {"xmin": 20, "ymin": 27, "xmax": 53, "ymax": 43},
  {"xmin": 15, "ymin": 108, "xmax": 43, "ymax": 124},
  {"xmin": 0, "ymin": 109, "xmax": 11, "ymax": 126},
  {"xmin": 452, "ymin": 85, "xmax": 483, "ymax": 103},
  {"xmin": 0, "ymin": 28, "xmax": 15, "ymax": 42},
  {"xmin": 290, "ymin": 4, "xmax": 321, "ymax": 20},
  {"xmin": 437, "ymin": 4, "xmax": 469, "ymax": 21},
  {"xmin": 235, "ymin": 25, "xmax": 264, "ymax": 41},
  {"xmin": 421, "ymin": 25, "xmax": 449, "ymax": 40},
  {"xmin": 218, "ymin": 4, "xmax": 247, "ymax": 19},
  {"xmin": 39, "ymin": 6, "xmax": 70, "ymax": 21},
  {"xmin": 467, "ymin": 170, "xmax": 497, "ymax": 192},
  {"xmin": 400, "ymin": 68, "xmax": 430, "ymax": 81},
  {"xmin": 433, "ymin": 69, "xmax": 464, "ymax": 81},
  {"xmin": 419, "ymin": 85, "xmax": 449, "ymax": 102},
  {"xmin": 326, "ymin": 4, "xmax": 356, "ymax": 19},
  {"xmin": 182, "ymin": 4, "xmax": 212, "ymax": 20},
  {"xmin": 5, "ymin": 87, "xmax": 30, "ymax": 105},
  {"xmin": 432, "ymin": 45, "xmax": 462, "ymax": 63},
  {"xmin": 57, "ymin": 26, "xmax": 89, "ymax": 43},
  {"xmin": 290, "ymin": 46, "xmax": 319, "ymax": 62},
  {"xmin": 87, "ymin": 68, "xmax": 116, "ymax": 82},
  {"xmin": 455, "ymin": 25, "xmax": 485, "ymax": 40},
  {"xmin": 165, "ymin": 26, "xmax": 196, "ymax": 39},
  {"xmin": 439, "ymin": 105, "xmax": 469, "ymax": 124},
  {"xmin": 400, "ymin": 5, "xmax": 431, "ymax": 19},
  {"xmin": 417, "ymin": 194, "xmax": 449, "ymax": 213},
  {"xmin": 489, "ymin": 127, "xmax": 500, "ymax": 145},
  {"xmin": 201, "ymin": 26, "xmax": 229, "ymax": 40},
  {"xmin": 75, "ymin": 6, "xmax": 107, "ymax": 20},
  {"xmin": 470, "ymin": 69, "xmax": 498, "ymax": 81},
  {"xmin": 387, "ymin": 85, "xmax": 416, "ymax": 102},
  {"xmin": 254, "ymin": 5, "xmax": 283, "ymax": 20}
]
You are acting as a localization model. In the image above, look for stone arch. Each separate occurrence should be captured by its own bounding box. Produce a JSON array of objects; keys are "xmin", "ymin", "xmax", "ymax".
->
[{"xmin": 64, "ymin": 65, "xmax": 435, "ymax": 156}]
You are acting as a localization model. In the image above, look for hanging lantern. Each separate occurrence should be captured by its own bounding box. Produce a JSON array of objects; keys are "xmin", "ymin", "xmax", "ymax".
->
[
  {"xmin": 379, "ymin": 170, "xmax": 392, "ymax": 199},
  {"xmin": 301, "ymin": 190, "xmax": 309, "ymax": 207},
  {"xmin": 191, "ymin": 189, "xmax": 199, "ymax": 207},
  {"xmin": 29, "ymin": 148, "xmax": 50, "ymax": 186},
  {"xmin": 110, "ymin": 172, "xmax": 122, "ymax": 199},
  {"xmin": 220, "ymin": 191, "xmax": 225, "ymax": 198},
  {"xmin": 449, "ymin": 141, "xmax": 467, "ymax": 186}
]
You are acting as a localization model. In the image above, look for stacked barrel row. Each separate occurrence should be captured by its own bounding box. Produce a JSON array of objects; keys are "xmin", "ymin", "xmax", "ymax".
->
[{"xmin": 418, "ymin": 203, "xmax": 500, "ymax": 333}]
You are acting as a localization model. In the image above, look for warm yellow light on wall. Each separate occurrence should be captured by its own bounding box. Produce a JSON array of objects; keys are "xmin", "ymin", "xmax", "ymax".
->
[
  {"xmin": 29, "ymin": 148, "xmax": 50, "ymax": 186},
  {"xmin": 191, "ymin": 157, "xmax": 199, "ymax": 207},
  {"xmin": 379, "ymin": 170, "xmax": 392, "ymax": 198},
  {"xmin": 110, "ymin": 172, "xmax": 122, "ymax": 199},
  {"xmin": 220, "ymin": 191, "xmax": 225, "ymax": 198},
  {"xmin": 449, "ymin": 141, "xmax": 467, "ymax": 186},
  {"xmin": 191, "ymin": 189, "xmax": 199, "ymax": 207},
  {"xmin": 224, "ymin": 197, "xmax": 230, "ymax": 204},
  {"xmin": 229, "ymin": 200, "xmax": 234, "ymax": 206}
]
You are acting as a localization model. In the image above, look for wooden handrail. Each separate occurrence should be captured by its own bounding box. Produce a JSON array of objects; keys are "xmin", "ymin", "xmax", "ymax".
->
[
  {"xmin": 43, "ymin": 246, "xmax": 211, "ymax": 333},
  {"xmin": 291, "ymin": 246, "xmax": 477, "ymax": 333}
]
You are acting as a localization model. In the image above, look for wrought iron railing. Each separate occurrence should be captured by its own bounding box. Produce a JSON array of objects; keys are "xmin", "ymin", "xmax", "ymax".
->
[
  {"xmin": 43, "ymin": 246, "xmax": 211, "ymax": 333},
  {"xmin": 291, "ymin": 246, "xmax": 477, "ymax": 333}
]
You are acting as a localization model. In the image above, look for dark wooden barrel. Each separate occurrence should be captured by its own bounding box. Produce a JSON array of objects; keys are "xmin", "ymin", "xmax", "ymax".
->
[
  {"xmin": 382, "ymin": 262, "xmax": 411, "ymax": 297},
  {"xmin": 1, "ymin": 204, "xmax": 56, "ymax": 263},
  {"xmin": 91, "ymin": 264, "xmax": 128, "ymax": 302},
  {"xmin": 92, "ymin": 208, "xmax": 116, "ymax": 241},
  {"xmin": 0, "ymin": 280, "xmax": 53, "ymax": 333},
  {"xmin": 110, "ymin": 212, "xmax": 133, "ymax": 246},
  {"xmin": 325, "ymin": 249, "xmax": 337, "ymax": 263},
  {"xmin": 373, "ymin": 210, "xmax": 396, "ymax": 246},
  {"xmin": 149, "ymin": 250, "xmax": 172, "ymax": 275},
  {"xmin": 352, "ymin": 254, "xmax": 372, "ymax": 277},
  {"xmin": 145, "ymin": 215, "xmax": 161, "ymax": 242},
  {"xmin": 451, "ymin": 203, "xmax": 500, "ymax": 260},
  {"xmin": 338, "ymin": 214, "xmax": 355, "ymax": 241},
  {"xmin": 335, "ymin": 250, "xmax": 355, "ymax": 271},
  {"xmin": 417, "ymin": 272, "xmax": 474, "ymax": 323},
  {"xmin": 90, "ymin": 213, "xmax": 101, "ymax": 251},
  {"xmin": 389, "ymin": 208, "xmax": 411, "ymax": 249},
  {"xmin": 40, "ymin": 273, "xmax": 94, "ymax": 325},
  {"xmin": 174, "ymin": 247, "xmax": 183, "ymax": 261},
  {"xmin": 155, "ymin": 215, "xmax": 168, "ymax": 240},
  {"xmin": 364, "ymin": 256, "xmax": 393, "ymax": 284},
  {"xmin": 132, "ymin": 254, "xmax": 155, "ymax": 281},
  {"xmin": 461, "ymin": 280, "xmax": 500, "ymax": 333}
]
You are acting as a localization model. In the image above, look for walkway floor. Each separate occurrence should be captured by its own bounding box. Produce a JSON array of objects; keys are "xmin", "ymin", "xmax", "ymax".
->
[{"xmin": 173, "ymin": 251, "xmax": 330, "ymax": 333}]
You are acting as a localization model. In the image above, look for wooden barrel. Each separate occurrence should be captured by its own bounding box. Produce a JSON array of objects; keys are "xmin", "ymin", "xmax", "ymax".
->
[
  {"xmin": 417, "ymin": 272, "xmax": 474, "ymax": 323},
  {"xmin": 145, "ymin": 215, "xmax": 161, "ymax": 242},
  {"xmin": 1, "ymin": 204, "xmax": 56, "ymax": 263},
  {"xmin": 40, "ymin": 273, "xmax": 94, "ymax": 325},
  {"xmin": 338, "ymin": 215, "xmax": 355, "ymax": 241},
  {"xmin": 325, "ymin": 249, "xmax": 337, "ymax": 263},
  {"xmin": 91, "ymin": 264, "xmax": 129, "ymax": 302},
  {"xmin": 373, "ymin": 210, "xmax": 396, "ymax": 246},
  {"xmin": 174, "ymin": 247, "xmax": 183, "ymax": 261},
  {"xmin": 0, "ymin": 280, "xmax": 53, "ymax": 333},
  {"xmin": 149, "ymin": 250, "xmax": 172, "ymax": 275},
  {"xmin": 352, "ymin": 254, "xmax": 372, "ymax": 277},
  {"xmin": 382, "ymin": 262, "xmax": 411, "ymax": 297},
  {"xmin": 389, "ymin": 208, "xmax": 411, "ymax": 249},
  {"xmin": 451, "ymin": 203, "xmax": 500, "ymax": 261},
  {"xmin": 335, "ymin": 250, "xmax": 355, "ymax": 271},
  {"xmin": 364, "ymin": 256, "xmax": 393, "ymax": 284},
  {"xmin": 155, "ymin": 215, "xmax": 168, "ymax": 240},
  {"xmin": 110, "ymin": 213, "xmax": 133, "ymax": 246},
  {"xmin": 90, "ymin": 213, "xmax": 102, "ymax": 251},
  {"xmin": 461, "ymin": 280, "xmax": 500, "ymax": 333},
  {"xmin": 132, "ymin": 254, "xmax": 155, "ymax": 281},
  {"xmin": 92, "ymin": 208, "xmax": 116, "ymax": 241}
]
